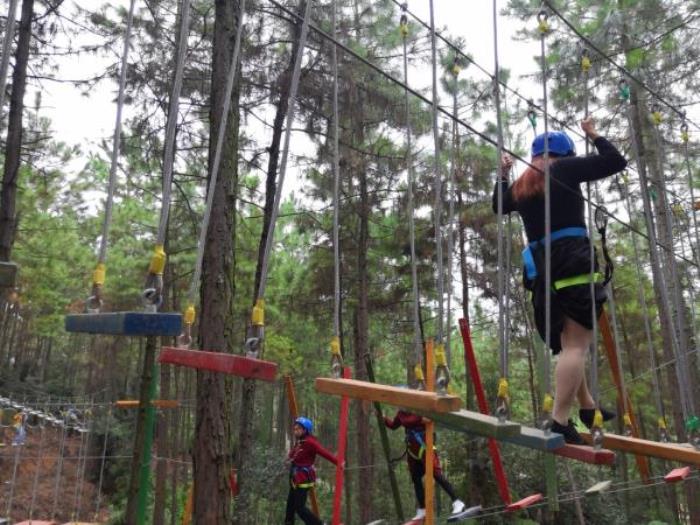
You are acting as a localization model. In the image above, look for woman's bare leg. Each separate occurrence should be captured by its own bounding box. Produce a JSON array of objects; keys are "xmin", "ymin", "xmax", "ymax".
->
[{"xmin": 552, "ymin": 317, "xmax": 593, "ymax": 424}]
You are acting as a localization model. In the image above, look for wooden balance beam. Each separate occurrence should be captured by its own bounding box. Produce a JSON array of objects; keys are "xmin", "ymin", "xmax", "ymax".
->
[
  {"xmin": 314, "ymin": 377, "xmax": 461, "ymax": 414},
  {"xmin": 580, "ymin": 431, "xmax": 700, "ymax": 466},
  {"xmin": 65, "ymin": 312, "xmax": 182, "ymax": 336},
  {"xmin": 159, "ymin": 347, "xmax": 278, "ymax": 382},
  {"xmin": 414, "ymin": 408, "xmax": 521, "ymax": 439}
]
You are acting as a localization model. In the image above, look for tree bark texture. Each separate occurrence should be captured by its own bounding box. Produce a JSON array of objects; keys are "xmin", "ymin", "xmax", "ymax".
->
[
  {"xmin": 0, "ymin": 0, "xmax": 33, "ymax": 261},
  {"xmin": 193, "ymin": 0, "xmax": 241, "ymax": 522}
]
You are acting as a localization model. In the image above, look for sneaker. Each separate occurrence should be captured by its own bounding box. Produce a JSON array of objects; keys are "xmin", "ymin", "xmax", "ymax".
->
[
  {"xmin": 411, "ymin": 508, "xmax": 426, "ymax": 520},
  {"xmin": 451, "ymin": 499, "xmax": 465, "ymax": 515},
  {"xmin": 579, "ymin": 407, "xmax": 616, "ymax": 429},
  {"xmin": 551, "ymin": 419, "xmax": 585, "ymax": 445}
]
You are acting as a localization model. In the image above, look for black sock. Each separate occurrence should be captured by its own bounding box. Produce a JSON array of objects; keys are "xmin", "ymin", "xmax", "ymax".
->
[{"xmin": 579, "ymin": 407, "xmax": 616, "ymax": 429}]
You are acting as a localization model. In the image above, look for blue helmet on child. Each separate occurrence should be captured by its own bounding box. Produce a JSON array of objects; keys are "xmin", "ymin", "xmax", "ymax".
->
[
  {"xmin": 531, "ymin": 131, "xmax": 576, "ymax": 157},
  {"xmin": 295, "ymin": 416, "xmax": 313, "ymax": 434}
]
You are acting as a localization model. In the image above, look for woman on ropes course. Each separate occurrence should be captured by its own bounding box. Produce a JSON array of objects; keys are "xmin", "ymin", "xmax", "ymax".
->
[
  {"xmin": 285, "ymin": 416, "xmax": 339, "ymax": 525},
  {"xmin": 384, "ymin": 409, "xmax": 478, "ymax": 522},
  {"xmin": 492, "ymin": 117, "xmax": 626, "ymax": 444}
]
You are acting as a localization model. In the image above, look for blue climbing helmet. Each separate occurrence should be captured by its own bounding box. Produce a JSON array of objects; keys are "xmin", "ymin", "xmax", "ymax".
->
[
  {"xmin": 294, "ymin": 416, "xmax": 313, "ymax": 435},
  {"xmin": 531, "ymin": 131, "xmax": 576, "ymax": 158}
]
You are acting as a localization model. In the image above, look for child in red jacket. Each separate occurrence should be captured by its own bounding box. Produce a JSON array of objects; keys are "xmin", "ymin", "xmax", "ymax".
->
[
  {"xmin": 285, "ymin": 416, "xmax": 338, "ymax": 525},
  {"xmin": 385, "ymin": 409, "xmax": 479, "ymax": 522}
]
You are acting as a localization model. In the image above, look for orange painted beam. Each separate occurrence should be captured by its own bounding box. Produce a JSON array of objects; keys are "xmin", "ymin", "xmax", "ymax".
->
[
  {"xmin": 314, "ymin": 378, "xmax": 461, "ymax": 413},
  {"xmin": 581, "ymin": 431, "xmax": 700, "ymax": 466},
  {"xmin": 599, "ymin": 311, "xmax": 651, "ymax": 481}
]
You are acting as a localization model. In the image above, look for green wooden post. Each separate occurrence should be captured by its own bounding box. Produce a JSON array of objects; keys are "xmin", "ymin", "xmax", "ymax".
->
[
  {"xmin": 136, "ymin": 357, "xmax": 158, "ymax": 524},
  {"xmin": 364, "ymin": 354, "xmax": 404, "ymax": 522}
]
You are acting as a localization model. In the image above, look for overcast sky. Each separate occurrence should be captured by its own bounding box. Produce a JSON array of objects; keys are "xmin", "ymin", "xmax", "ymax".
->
[{"xmin": 35, "ymin": 1, "xmax": 541, "ymax": 174}]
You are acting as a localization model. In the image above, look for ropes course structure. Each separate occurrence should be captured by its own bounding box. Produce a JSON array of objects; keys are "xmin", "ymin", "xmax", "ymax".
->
[{"xmin": 2, "ymin": 0, "xmax": 700, "ymax": 523}]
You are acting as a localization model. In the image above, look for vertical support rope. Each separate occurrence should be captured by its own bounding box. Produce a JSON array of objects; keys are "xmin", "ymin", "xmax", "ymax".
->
[
  {"xmin": 445, "ymin": 62, "xmax": 459, "ymax": 368},
  {"xmin": 185, "ymin": 0, "xmax": 247, "ymax": 309},
  {"xmin": 493, "ymin": 0, "xmax": 509, "ymax": 421},
  {"xmin": 400, "ymin": 5, "xmax": 423, "ymax": 372},
  {"xmin": 256, "ymin": 0, "xmax": 313, "ymax": 301},
  {"xmin": 155, "ymin": 0, "xmax": 192, "ymax": 246},
  {"xmin": 88, "ymin": 0, "xmax": 136, "ymax": 310},
  {"xmin": 428, "ymin": 0, "xmax": 444, "ymax": 345},
  {"xmin": 681, "ymin": 118, "xmax": 700, "ymax": 271},
  {"xmin": 331, "ymin": 0, "xmax": 341, "ymax": 340},
  {"xmin": 538, "ymin": 10, "xmax": 553, "ymax": 429}
]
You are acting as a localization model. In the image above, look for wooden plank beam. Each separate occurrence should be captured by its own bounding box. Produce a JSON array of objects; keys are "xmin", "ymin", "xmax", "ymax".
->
[
  {"xmin": 65, "ymin": 312, "xmax": 182, "ymax": 336},
  {"xmin": 506, "ymin": 494, "xmax": 544, "ymax": 512},
  {"xmin": 159, "ymin": 347, "xmax": 277, "ymax": 382},
  {"xmin": 553, "ymin": 443, "xmax": 616, "ymax": 466},
  {"xmin": 425, "ymin": 340, "xmax": 435, "ymax": 525},
  {"xmin": 415, "ymin": 408, "xmax": 521, "ymax": 439},
  {"xmin": 0, "ymin": 261, "xmax": 17, "ymax": 287},
  {"xmin": 115, "ymin": 400, "xmax": 180, "ymax": 409},
  {"xmin": 580, "ymin": 431, "xmax": 700, "ymax": 466},
  {"xmin": 314, "ymin": 377, "xmax": 461, "ymax": 413}
]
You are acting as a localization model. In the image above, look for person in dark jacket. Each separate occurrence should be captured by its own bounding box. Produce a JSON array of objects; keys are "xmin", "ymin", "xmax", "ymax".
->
[
  {"xmin": 285, "ymin": 416, "xmax": 338, "ymax": 525},
  {"xmin": 492, "ymin": 118, "xmax": 626, "ymax": 444},
  {"xmin": 385, "ymin": 409, "xmax": 480, "ymax": 521}
]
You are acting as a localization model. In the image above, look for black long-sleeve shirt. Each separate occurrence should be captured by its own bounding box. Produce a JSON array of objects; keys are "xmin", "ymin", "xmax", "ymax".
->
[{"xmin": 492, "ymin": 137, "xmax": 627, "ymax": 242}]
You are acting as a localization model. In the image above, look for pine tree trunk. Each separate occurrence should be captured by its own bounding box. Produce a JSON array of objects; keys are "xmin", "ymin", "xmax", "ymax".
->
[
  {"xmin": 234, "ymin": 7, "xmax": 305, "ymax": 522},
  {"xmin": 193, "ymin": 0, "xmax": 241, "ymax": 521},
  {"xmin": 0, "ymin": 0, "xmax": 33, "ymax": 261}
]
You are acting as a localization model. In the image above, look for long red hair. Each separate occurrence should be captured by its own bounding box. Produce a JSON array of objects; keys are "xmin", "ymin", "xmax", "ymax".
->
[{"xmin": 512, "ymin": 155, "xmax": 559, "ymax": 201}]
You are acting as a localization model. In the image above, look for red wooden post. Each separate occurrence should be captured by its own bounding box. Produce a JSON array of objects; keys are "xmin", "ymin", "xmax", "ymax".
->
[
  {"xmin": 459, "ymin": 318, "xmax": 512, "ymax": 506},
  {"xmin": 332, "ymin": 366, "xmax": 351, "ymax": 525}
]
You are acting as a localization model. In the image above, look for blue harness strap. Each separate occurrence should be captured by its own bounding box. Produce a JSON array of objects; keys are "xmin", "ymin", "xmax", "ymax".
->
[{"xmin": 522, "ymin": 227, "xmax": 588, "ymax": 280}]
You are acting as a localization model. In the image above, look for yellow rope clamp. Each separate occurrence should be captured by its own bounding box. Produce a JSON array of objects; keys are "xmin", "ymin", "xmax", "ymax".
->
[
  {"xmin": 148, "ymin": 244, "xmax": 167, "ymax": 275},
  {"xmin": 681, "ymin": 123, "xmax": 689, "ymax": 143},
  {"xmin": 651, "ymin": 109, "xmax": 662, "ymax": 126},
  {"xmin": 184, "ymin": 304, "xmax": 196, "ymax": 326},
  {"xmin": 414, "ymin": 363, "xmax": 425, "ymax": 383},
  {"xmin": 92, "ymin": 263, "xmax": 106, "ymax": 287},
  {"xmin": 658, "ymin": 416, "xmax": 667, "ymax": 430},
  {"xmin": 251, "ymin": 298, "xmax": 265, "ymax": 327},
  {"xmin": 435, "ymin": 344, "xmax": 447, "ymax": 366},
  {"xmin": 399, "ymin": 14, "xmax": 408, "ymax": 38},
  {"xmin": 451, "ymin": 64, "xmax": 462, "ymax": 77},
  {"xmin": 593, "ymin": 409, "xmax": 604, "ymax": 429},
  {"xmin": 623, "ymin": 413, "xmax": 632, "ymax": 428},
  {"xmin": 581, "ymin": 54, "xmax": 591, "ymax": 73},
  {"xmin": 543, "ymin": 393, "xmax": 554, "ymax": 413},
  {"xmin": 330, "ymin": 335, "xmax": 341, "ymax": 356},
  {"xmin": 497, "ymin": 378, "xmax": 509, "ymax": 401},
  {"xmin": 537, "ymin": 10, "xmax": 550, "ymax": 34}
]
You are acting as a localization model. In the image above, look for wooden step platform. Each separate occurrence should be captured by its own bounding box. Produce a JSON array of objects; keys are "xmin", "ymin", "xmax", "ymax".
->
[
  {"xmin": 65, "ymin": 312, "xmax": 182, "ymax": 336},
  {"xmin": 315, "ymin": 377, "xmax": 461, "ymax": 413},
  {"xmin": 500, "ymin": 424, "xmax": 566, "ymax": 451},
  {"xmin": 159, "ymin": 347, "xmax": 277, "ymax": 381},
  {"xmin": 554, "ymin": 443, "xmax": 616, "ymax": 465},
  {"xmin": 115, "ymin": 399, "xmax": 180, "ymax": 409}
]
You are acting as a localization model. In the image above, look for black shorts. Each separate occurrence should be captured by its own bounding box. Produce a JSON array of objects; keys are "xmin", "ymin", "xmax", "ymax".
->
[{"xmin": 525, "ymin": 237, "xmax": 607, "ymax": 354}]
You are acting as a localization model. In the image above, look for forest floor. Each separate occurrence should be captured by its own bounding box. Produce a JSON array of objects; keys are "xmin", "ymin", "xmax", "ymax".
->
[{"xmin": 0, "ymin": 424, "xmax": 110, "ymax": 523}]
